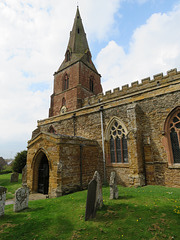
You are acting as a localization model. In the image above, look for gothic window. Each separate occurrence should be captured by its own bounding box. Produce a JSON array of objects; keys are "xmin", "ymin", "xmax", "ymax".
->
[
  {"xmin": 87, "ymin": 51, "xmax": 91, "ymax": 62},
  {"xmin": 48, "ymin": 125, "xmax": 56, "ymax": 134},
  {"xmin": 62, "ymin": 97, "xmax": 66, "ymax": 106},
  {"xmin": 107, "ymin": 118, "xmax": 128, "ymax": 163},
  {"xmin": 64, "ymin": 74, "xmax": 69, "ymax": 90},
  {"xmin": 89, "ymin": 76, "xmax": 94, "ymax": 92},
  {"xmin": 169, "ymin": 111, "xmax": 180, "ymax": 163},
  {"xmin": 66, "ymin": 50, "xmax": 71, "ymax": 62}
]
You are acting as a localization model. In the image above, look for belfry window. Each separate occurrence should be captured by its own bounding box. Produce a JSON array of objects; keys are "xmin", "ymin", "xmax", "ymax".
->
[
  {"xmin": 66, "ymin": 50, "xmax": 71, "ymax": 62},
  {"xmin": 89, "ymin": 76, "xmax": 94, "ymax": 92},
  {"xmin": 169, "ymin": 112, "xmax": 180, "ymax": 163},
  {"xmin": 64, "ymin": 74, "xmax": 69, "ymax": 90},
  {"xmin": 109, "ymin": 120, "xmax": 128, "ymax": 163}
]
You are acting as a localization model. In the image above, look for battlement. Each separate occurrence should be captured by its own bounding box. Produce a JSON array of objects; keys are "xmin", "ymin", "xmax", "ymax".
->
[{"xmin": 82, "ymin": 68, "xmax": 180, "ymax": 106}]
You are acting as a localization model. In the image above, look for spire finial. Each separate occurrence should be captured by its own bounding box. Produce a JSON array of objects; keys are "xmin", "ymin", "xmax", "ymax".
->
[{"xmin": 77, "ymin": 2, "xmax": 79, "ymax": 8}]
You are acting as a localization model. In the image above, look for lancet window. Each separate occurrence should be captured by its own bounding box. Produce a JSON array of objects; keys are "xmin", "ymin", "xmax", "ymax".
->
[
  {"xmin": 64, "ymin": 74, "xmax": 69, "ymax": 90},
  {"xmin": 89, "ymin": 76, "xmax": 94, "ymax": 92}
]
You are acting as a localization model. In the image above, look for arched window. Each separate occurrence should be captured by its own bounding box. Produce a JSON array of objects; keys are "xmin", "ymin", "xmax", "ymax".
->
[
  {"xmin": 66, "ymin": 50, "xmax": 71, "ymax": 62},
  {"xmin": 87, "ymin": 51, "xmax": 91, "ymax": 62},
  {"xmin": 48, "ymin": 125, "xmax": 56, "ymax": 134},
  {"xmin": 64, "ymin": 74, "xmax": 69, "ymax": 90},
  {"xmin": 62, "ymin": 97, "xmax": 66, "ymax": 106},
  {"xmin": 89, "ymin": 76, "xmax": 94, "ymax": 92},
  {"xmin": 165, "ymin": 107, "xmax": 180, "ymax": 164},
  {"xmin": 106, "ymin": 118, "xmax": 128, "ymax": 163}
]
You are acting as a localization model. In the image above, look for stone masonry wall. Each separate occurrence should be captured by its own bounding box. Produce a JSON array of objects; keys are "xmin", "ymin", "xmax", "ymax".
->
[{"xmin": 37, "ymin": 69, "xmax": 180, "ymax": 187}]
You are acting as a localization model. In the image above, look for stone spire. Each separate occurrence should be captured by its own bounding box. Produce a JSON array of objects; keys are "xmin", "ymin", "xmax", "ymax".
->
[{"xmin": 57, "ymin": 7, "xmax": 98, "ymax": 73}]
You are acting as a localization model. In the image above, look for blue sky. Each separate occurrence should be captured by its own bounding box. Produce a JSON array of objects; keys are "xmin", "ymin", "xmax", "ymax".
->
[{"xmin": 0, "ymin": 0, "xmax": 180, "ymax": 159}]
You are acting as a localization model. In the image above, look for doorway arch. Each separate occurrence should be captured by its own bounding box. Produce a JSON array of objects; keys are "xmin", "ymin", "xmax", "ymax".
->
[{"xmin": 32, "ymin": 150, "xmax": 49, "ymax": 194}]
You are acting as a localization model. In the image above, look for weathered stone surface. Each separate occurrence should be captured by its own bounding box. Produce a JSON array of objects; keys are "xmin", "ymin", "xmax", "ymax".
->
[
  {"xmin": 110, "ymin": 172, "xmax": 118, "ymax": 199},
  {"xmin": 0, "ymin": 187, "xmax": 7, "ymax": 216},
  {"xmin": 85, "ymin": 179, "xmax": 97, "ymax": 221},
  {"xmin": 22, "ymin": 165, "xmax": 27, "ymax": 187},
  {"xmin": 26, "ymin": 6, "xmax": 180, "ymax": 193},
  {"xmin": 14, "ymin": 187, "xmax": 29, "ymax": 212},
  {"xmin": 85, "ymin": 171, "xmax": 103, "ymax": 221},
  {"xmin": 11, "ymin": 172, "xmax": 19, "ymax": 183},
  {"xmin": 93, "ymin": 171, "xmax": 103, "ymax": 209}
]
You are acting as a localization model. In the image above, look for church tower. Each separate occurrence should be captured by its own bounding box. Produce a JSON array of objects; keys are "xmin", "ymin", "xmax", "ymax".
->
[{"xmin": 49, "ymin": 7, "xmax": 102, "ymax": 117}]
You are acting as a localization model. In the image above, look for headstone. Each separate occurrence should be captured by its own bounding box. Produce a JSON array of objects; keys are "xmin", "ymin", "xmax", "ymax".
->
[
  {"xmin": 110, "ymin": 171, "xmax": 119, "ymax": 199},
  {"xmin": 85, "ymin": 171, "xmax": 103, "ymax": 221},
  {"xmin": 14, "ymin": 187, "xmax": 29, "ymax": 212},
  {"xmin": 11, "ymin": 172, "xmax": 19, "ymax": 183},
  {"xmin": 22, "ymin": 165, "xmax": 27, "ymax": 187},
  {"xmin": 0, "ymin": 187, "xmax": 7, "ymax": 217},
  {"xmin": 93, "ymin": 171, "xmax": 103, "ymax": 209},
  {"xmin": 85, "ymin": 179, "xmax": 97, "ymax": 221}
]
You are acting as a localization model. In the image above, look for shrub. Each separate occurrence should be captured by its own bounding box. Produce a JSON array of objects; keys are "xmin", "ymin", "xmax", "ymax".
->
[{"xmin": 12, "ymin": 150, "xmax": 27, "ymax": 173}]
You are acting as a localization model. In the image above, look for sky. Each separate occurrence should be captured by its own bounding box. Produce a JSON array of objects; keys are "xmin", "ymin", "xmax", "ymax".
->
[{"xmin": 0, "ymin": 0, "xmax": 180, "ymax": 159}]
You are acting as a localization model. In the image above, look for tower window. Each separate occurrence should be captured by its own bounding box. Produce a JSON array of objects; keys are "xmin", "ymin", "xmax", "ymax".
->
[
  {"xmin": 77, "ymin": 28, "xmax": 80, "ymax": 34},
  {"xmin": 87, "ymin": 51, "xmax": 91, "ymax": 62},
  {"xmin": 66, "ymin": 50, "xmax": 71, "ymax": 62},
  {"xmin": 63, "ymin": 74, "xmax": 69, "ymax": 90},
  {"xmin": 89, "ymin": 76, "xmax": 94, "ymax": 92},
  {"xmin": 62, "ymin": 97, "xmax": 66, "ymax": 106}
]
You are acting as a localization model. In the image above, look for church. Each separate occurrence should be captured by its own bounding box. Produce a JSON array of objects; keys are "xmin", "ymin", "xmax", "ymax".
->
[{"xmin": 26, "ymin": 7, "xmax": 180, "ymax": 197}]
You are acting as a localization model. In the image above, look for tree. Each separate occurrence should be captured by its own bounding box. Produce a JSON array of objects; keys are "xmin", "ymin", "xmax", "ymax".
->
[{"xmin": 12, "ymin": 150, "xmax": 27, "ymax": 173}]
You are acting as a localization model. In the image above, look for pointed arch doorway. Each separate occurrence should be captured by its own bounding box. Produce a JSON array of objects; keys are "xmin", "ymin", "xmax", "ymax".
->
[
  {"xmin": 33, "ymin": 151, "xmax": 49, "ymax": 195},
  {"xmin": 38, "ymin": 154, "xmax": 49, "ymax": 194}
]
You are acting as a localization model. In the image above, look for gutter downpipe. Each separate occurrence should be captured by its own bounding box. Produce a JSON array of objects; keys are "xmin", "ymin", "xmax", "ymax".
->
[{"xmin": 100, "ymin": 106, "xmax": 106, "ymax": 184}]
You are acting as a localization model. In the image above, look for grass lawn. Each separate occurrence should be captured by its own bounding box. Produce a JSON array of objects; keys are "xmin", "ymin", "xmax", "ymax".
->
[
  {"xmin": 0, "ymin": 180, "xmax": 180, "ymax": 240},
  {"xmin": 0, "ymin": 173, "xmax": 22, "ymax": 199}
]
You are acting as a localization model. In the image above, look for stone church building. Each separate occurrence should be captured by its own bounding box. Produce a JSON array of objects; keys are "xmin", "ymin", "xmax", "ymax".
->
[{"xmin": 27, "ymin": 7, "xmax": 180, "ymax": 197}]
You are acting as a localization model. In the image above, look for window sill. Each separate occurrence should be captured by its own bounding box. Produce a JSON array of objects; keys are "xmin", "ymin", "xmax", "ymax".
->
[
  {"xmin": 106, "ymin": 163, "xmax": 129, "ymax": 168},
  {"xmin": 168, "ymin": 164, "xmax": 180, "ymax": 169}
]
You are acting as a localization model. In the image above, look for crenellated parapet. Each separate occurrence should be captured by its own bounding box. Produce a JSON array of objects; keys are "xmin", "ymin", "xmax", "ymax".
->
[{"xmin": 82, "ymin": 68, "xmax": 180, "ymax": 106}]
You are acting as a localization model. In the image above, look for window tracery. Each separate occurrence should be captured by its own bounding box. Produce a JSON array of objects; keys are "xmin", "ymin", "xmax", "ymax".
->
[
  {"xmin": 169, "ymin": 111, "xmax": 180, "ymax": 163},
  {"xmin": 107, "ymin": 119, "xmax": 128, "ymax": 163}
]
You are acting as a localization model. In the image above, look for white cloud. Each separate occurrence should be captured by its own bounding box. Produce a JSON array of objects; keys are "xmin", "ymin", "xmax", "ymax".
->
[
  {"xmin": 0, "ymin": 0, "xmax": 121, "ymax": 158},
  {"xmin": 96, "ymin": 3, "xmax": 180, "ymax": 92}
]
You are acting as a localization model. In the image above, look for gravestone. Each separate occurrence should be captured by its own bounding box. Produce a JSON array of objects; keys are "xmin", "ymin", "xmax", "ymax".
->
[
  {"xmin": 0, "ymin": 187, "xmax": 7, "ymax": 217},
  {"xmin": 85, "ymin": 171, "xmax": 103, "ymax": 221},
  {"xmin": 14, "ymin": 187, "xmax": 29, "ymax": 212},
  {"xmin": 22, "ymin": 165, "xmax": 27, "ymax": 187},
  {"xmin": 110, "ymin": 171, "xmax": 119, "ymax": 199},
  {"xmin": 85, "ymin": 179, "xmax": 97, "ymax": 221},
  {"xmin": 93, "ymin": 171, "xmax": 103, "ymax": 209},
  {"xmin": 11, "ymin": 172, "xmax": 19, "ymax": 183}
]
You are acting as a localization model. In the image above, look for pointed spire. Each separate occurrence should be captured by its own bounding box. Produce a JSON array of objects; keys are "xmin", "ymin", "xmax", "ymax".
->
[{"xmin": 57, "ymin": 7, "xmax": 98, "ymax": 74}]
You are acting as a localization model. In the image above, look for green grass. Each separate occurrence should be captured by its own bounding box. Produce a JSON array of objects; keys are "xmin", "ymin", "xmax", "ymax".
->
[
  {"xmin": 0, "ymin": 183, "xmax": 180, "ymax": 240},
  {"xmin": 0, "ymin": 173, "xmax": 22, "ymax": 199}
]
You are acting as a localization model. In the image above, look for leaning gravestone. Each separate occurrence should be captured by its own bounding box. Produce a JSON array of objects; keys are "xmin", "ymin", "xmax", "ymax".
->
[
  {"xmin": 0, "ymin": 187, "xmax": 7, "ymax": 217},
  {"xmin": 14, "ymin": 187, "xmax": 29, "ymax": 212},
  {"xmin": 110, "ymin": 171, "xmax": 119, "ymax": 199},
  {"xmin": 85, "ymin": 179, "xmax": 97, "ymax": 221},
  {"xmin": 85, "ymin": 171, "xmax": 103, "ymax": 221},
  {"xmin": 11, "ymin": 172, "xmax": 19, "ymax": 183},
  {"xmin": 22, "ymin": 165, "xmax": 27, "ymax": 187},
  {"xmin": 93, "ymin": 171, "xmax": 103, "ymax": 209}
]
